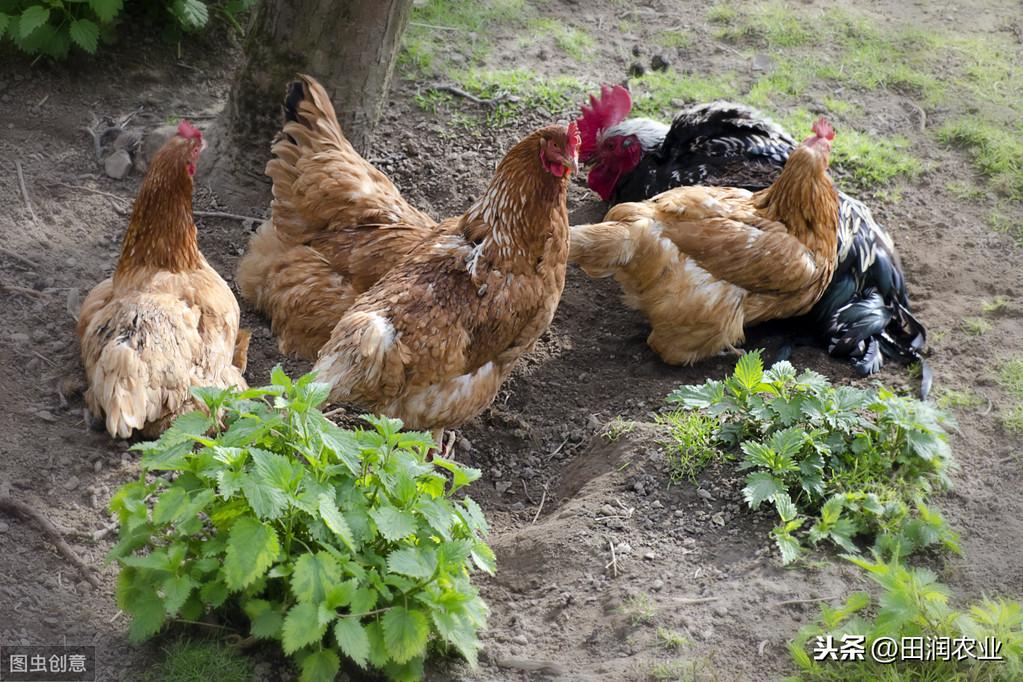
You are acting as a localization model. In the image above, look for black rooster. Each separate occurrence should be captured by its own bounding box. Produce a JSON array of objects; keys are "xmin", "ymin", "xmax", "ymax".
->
[{"xmin": 577, "ymin": 85, "xmax": 929, "ymax": 396}]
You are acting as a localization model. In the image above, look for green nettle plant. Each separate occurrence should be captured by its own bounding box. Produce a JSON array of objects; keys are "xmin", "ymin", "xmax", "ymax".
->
[
  {"xmin": 108, "ymin": 369, "xmax": 494, "ymax": 682},
  {"xmin": 667, "ymin": 351, "xmax": 958, "ymax": 564},
  {"xmin": 0, "ymin": 0, "xmax": 255, "ymax": 58}
]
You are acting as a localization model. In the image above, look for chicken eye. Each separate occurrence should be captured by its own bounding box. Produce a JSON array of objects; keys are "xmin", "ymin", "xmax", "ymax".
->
[{"xmin": 622, "ymin": 138, "xmax": 634, "ymax": 148}]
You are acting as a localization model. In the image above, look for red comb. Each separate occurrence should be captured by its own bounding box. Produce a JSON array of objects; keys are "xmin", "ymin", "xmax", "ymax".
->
[
  {"xmin": 812, "ymin": 117, "xmax": 835, "ymax": 141},
  {"xmin": 577, "ymin": 84, "xmax": 633, "ymax": 162},
  {"xmin": 567, "ymin": 120, "xmax": 580, "ymax": 156},
  {"xmin": 177, "ymin": 120, "xmax": 202, "ymax": 141}
]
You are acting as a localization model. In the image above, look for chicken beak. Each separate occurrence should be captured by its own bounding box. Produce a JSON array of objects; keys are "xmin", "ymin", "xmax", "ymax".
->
[{"xmin": 564, "ymin": 153, "xmax": 579, "ymax": 175}]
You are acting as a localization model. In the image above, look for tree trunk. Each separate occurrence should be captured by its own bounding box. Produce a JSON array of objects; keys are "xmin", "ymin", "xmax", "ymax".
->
[{"xmin": 205, "ymin": 0, "xmax": 413, "ymax": 207}]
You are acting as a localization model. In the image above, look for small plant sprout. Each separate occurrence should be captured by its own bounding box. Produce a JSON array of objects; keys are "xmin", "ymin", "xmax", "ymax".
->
[
  {"xmin": 622, "ymin": 593, "xmax": 656, "ymax": 626},
  {"xmin": 656, "ymin": 627, "xmax": 689, "ymax": 650},
  {"xmin": 982, "ymin": 296, "xmax": 1010, "ymax": 314},
  {"xmin": 961, "ymin": 317, "xmax": 992, "ymax": 335},
  {"xmin": 603, "ymin": 415, "xmax": 637, "ymax": 442}
]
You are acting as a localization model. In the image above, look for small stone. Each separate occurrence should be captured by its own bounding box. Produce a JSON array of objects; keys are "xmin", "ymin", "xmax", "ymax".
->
[
  {"xmin": 697, "ymin": 488, "xmax": 713, "ymax": 501},
  {"xmin": 93, "ymin": 460, "xmax": 103, "ymax": 473},
  {"xmin": 651, "ymin": 579, "xmax": 664, "ymax": 591},
  {"xmin": 63, "ymin": 476, "xmax": 80, "ymax": 491},
  {"xmin": 643, "ymin": 552, "xmax": 657, "ymax": 560},
  {"xmin": 599, "ymin": 504, "xmax": 616, "ymax": 516},
  {"xmin": 77, "ymin": 580, "xmax": 92, "ymax": 593},
  {"xmin": 650, "ymin": 54, "xmax": 670, "ymax": 71},
  {"xmin": 511, "ymin": 633, "xmax": 529, "ymax": 646},
  {"xmin": 457, "ymin": 436, "xmax": 472, "ymax": 453},
  {"xmin": 10, "ymin": 332, "xmax": 30, "ymax": 344},
  {"xmin": 0, "ymin": 521, "xmax": 9, "ymax": 533},
  {"xmin": 752, "ymin": 53, "xmax": 775, "ymax": 71},
  {"xmin": 36, "ymin": 410, "xmax": 57, "ymax": 423},
  {"xmin": 711, "ymin": 511, "xmax": 726, "ymax": 526},
  {"xmin": 104, "ymin": 150, "xmax": 133, "ymax": 179},
  {"xmin": 651, "ymin": 500, "xmax": 664, "ymax": 509},
  {"xmin": 615, "ymin": 542, "xmax": 632, "ymax": 555},
  {"xmin": 495, "ymin": 480, "xmax": 512, "ymax": 494},
  {"xmin": 674, "ymin": 509, "xmax": 685, "ymax": 517},
  {"xmin": 714, "ymin": 604, "xmax": 729, "ymax": 617}
]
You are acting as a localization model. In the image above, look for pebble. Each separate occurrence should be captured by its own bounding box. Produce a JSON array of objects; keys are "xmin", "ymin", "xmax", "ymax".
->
[
  {"xmin": 63, "ymin": 476, "xmax": 80, "ymax": 491},
  {"xmin": 711, "ymin": 511, "xmax": 726, "ymax": 527},
  {"xmin": 511, "ymin": 633, "xmax": 528, "ymax": 646},
  {"xmin": 93, "ymin": 460, "xmax": 103, "ymax": 473},
  {"xmin": 651, "ymin": 578, "xmax": 664, "ymax": 591},
  {"xmin": 0, "ymin": 521, "xmax": 8, "ymax": 533},
  {"xmin": 650, "ymin": 54, "xmax": 670, "ymax": 71},
  {"xmin": 752, "ymin": 53, "xmax": 775, "ymax": 71},
  {"xmin": 697, "ymin": 488, "xmax": 714, "ymax": 501},
  {"xmin": 599, "ymin": 504, "xmax": 616, "ymax": 516},
  {"xmin": 643, "ymin": 552, "xmax": 657, "ymax": 560},
  {"xmin": 714, "ymin": 604, "xmax": 729, "ymax": 617},
  {"xmin": 10, "ymin": 332, "xmax": 30, "ymax": 344},
  {"xmin": 615, "ymin": 542, "xmax": 632, "ymax": 555},
  {"xmin": 651, "ymin": 500, "xmax": 663, "ymax": 509},
  {"xmin": 36, "ymin": 410, "xmax": 57, "ymax": 423}
]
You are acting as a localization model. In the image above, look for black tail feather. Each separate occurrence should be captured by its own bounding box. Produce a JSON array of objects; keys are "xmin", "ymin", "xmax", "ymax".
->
[{"xmin": 283, "ymin": 79, "xmax": 306, "ymax": 124}]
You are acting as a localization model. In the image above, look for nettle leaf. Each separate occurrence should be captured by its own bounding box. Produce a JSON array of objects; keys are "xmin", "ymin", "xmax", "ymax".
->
[
  {"xmin": 299, "ymin": 649, "xmax": 339, "ymax": 682},
  {"xmin": 244, "ymin": 598, "xmax": 285, "ymax": 639},
  {"xmin": 250, "ymin": 448, "xmax": 301, "ymax": 494},
  {"xmin": 732, "ymin": 349, "xmax": 765, "ymax": 393},
  {"xmin": 365, "ymin": 620, "xmax": 391, "ymax": 668},
  {"xmin": 318, "ymin": 493, "xmax": 356, "ymax": 551},
  {"xmin": 224, "ymin": 516, "xmax": 280, "ymax": 591},
  {"xmin": 290, "ymin": 551, "xmax": 341, "ymax": 604},
  {"xmin": 431, "ymin": 457, "xmax": 482, "ymax": 492},
  {"xmin": 743, "ymin": 472, "xmax": 785, "ymax": 509},
  {"xmin": 387, "ymin": 546, "xmax": 438, "ymax": 580},
  {"xmin": 171, "ymin": 0, "xmax": 209, "ymax": 30},
  {"xmin": 370, "ymin": 505, "xmax": 417, "ymax": 541},
  {"xmin": 431, "ymin": 609, "xmax": 481, "ymax": 665},
  {"xmin": 350, "ymin": 586, "xmax": 378, "ymax": 615},
  {"xmin": 774, "ymin": 492, "xmax": 799, "ymax": 522},
  {"xmin": 459, "ymin": 497, "xmax": 489, "ymax": 534},
  {"xmin": 200, "ymin": 579, "xmax": 229, "ymax": 607},
  {"xmin": 417, "ymin": 497, "xmax": 454, "ymax": 540},
  {"xmin": 324, "ymin": 578, "xmax": 358, "ymax": 610},
  {"xmin": 242, "ymin": 472, "xmax": 289, "ymax": 520},
  {"xmin": 161, "ymin": 575, "xmax": 195, "ymax": 616},
  {"xmin": 316, "ymin": 419, "xmax": 362, "ymax": 476},
  {"xmin": 282, "ymin": 602, "xmax": 328, "ymax": 654},
  {"xmin": 334, "ymin": 618, "xmax": 370, "ymax": 668},
  {"xmin": 381, "ymin": 606, "xmax": 430, "ymax": 664},
  {"xmin": 88, "ymin": 0, "xmax": 123, "ymax": 23},
  {"xmin": 18, "ymin": 5, "xmax": 48, "ymax": 39},
  {"xmin": 470, "ymin": 540, "xmax": 496, "ymax": 575},
  {"xmin": 774, "ymin": 531, "xmax": 803, "ymax": 565},
  {"xmin": 69, "ymin": 18, "xmax": 98, "ymax": 53}
]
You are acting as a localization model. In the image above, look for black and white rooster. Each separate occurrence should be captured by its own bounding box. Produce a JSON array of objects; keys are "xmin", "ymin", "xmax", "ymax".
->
[{"xmin": 577, "ymin": 84, "xmax": 929, "ymax": 396}]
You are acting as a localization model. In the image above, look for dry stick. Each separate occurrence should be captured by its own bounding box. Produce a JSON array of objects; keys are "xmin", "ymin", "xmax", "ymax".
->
[
  {"xmin": 2, "ymin": 285, "xmax": 48, "ymax": 299},
  {"xmin": 408, "ymin": 21, "xmax": 467, "ymax": 31},
  {"xmin": 673, "ymin": 595, "xmax": 719, "ymax": 605},
  {"xmin": 530, "ymin": 482, "xmax": 549, "ymax": 524},
  {"xmin": 0, "ymin": 247, "xmax": 40, "ymax": 270},
  {"xmin": 521, "ymin": 479, "xmax": 535, "ymax": 505},
  {"xmin": 48, "ymin": 182, "xmax": 129, "ymax": 204},
  {"xmin": 32, "ymin": 350, "xmax": 58, "ymax": 368},
  {"xmin": 908, "ymin": 102, "xmax": 927, "ymax": 131},
  {"xmin": 15, "ymin": 160, "xmax": 37, "ymax": 223},
  {"xmin": 773, "ymin": 595, "xmax": 839, "ymax": 608},
  {"xmin": 428, "ymin": 83, "xmax": 520, "ymax": 106},
  {"xmin": 606, "ymin": 536, "xmax": 618, "ymax": 577},
  {"xmin": 194, "ymin": 210, "xmax": 265, "ymax": 222},
  {"xmin": 0, "ymin": 496, "xmax": 101, "ymax": 589}
]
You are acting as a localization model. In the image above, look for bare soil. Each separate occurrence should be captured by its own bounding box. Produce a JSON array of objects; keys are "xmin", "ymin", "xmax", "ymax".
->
[{"xmin": 1, "ymin": 1, "xmax": 1021, "ymax": 680}]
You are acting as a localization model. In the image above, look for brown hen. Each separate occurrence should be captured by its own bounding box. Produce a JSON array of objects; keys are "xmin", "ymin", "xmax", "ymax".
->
[
  {"xmin": 570, "ymin": 118, "xmax": 839, "ymax": 365},
  {"xmin": 77, "ymin": 122, "xmax": 249, "ymax": 439}
]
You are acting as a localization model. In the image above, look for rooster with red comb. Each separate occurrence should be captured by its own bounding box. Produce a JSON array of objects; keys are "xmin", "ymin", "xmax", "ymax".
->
[{"xmin": 574, "ymin": 84, "xmax": 929, "ymax": 397}]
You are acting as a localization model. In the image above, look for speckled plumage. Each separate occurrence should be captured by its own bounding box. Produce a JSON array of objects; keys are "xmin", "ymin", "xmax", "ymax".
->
[{"xmin": 77, "ymin": 130, "xmax": 248, "ymax": 439}]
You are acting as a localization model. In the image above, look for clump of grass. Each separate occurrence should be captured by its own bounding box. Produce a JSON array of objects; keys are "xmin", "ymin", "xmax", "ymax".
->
[
  {"xmin": 656, "ymin": 409, "xmax": 721, "ymax": 483},
  {"xmin": 982, "ymin": 296, "xmax": 1010, "ymax": 314},
  {"xmin": 946, "ymin": 181, "xmax": 987, "ymax": 200},
  {"xmin": 961, "ymin": 317, "xmax": 992, "ymax": 336},
  {"xmin": 936, "ymin": 389, "xmax": 985, "ymax": 411},
  {"xmin": 622, "ymin": 593, "xmax": 656, "ymax": 626},
  {"xmin": 399, "ymin": 0, "xmax": 529, "ymax": 76},
  {"xmin": 706, "ymin": 4, "xmax": 738, "ymax": 24},
  {"xmin": 656, "ymin": 627, "xmax": 689, "ymax": 650},
  {"xmin": 603, "ymin": 415, "xmax": 637, "ymax": 442},
  {"xmin": 529, "ymin": 18, "xmax": 595, "ymax": 60},
  {"xmin": 988, "ymin": 208, "xmax": 1023, "ymax": 247},
  {"xmin": 630, "ymin": 69, "xmax": 739, "ymax": 118},
  {"xmin": 143, "ymin": 639, "xmax": 253, "ymax": 682},
  {"xmin": 939, "ymin": 119, "xmax": 1023, "ymax": 200},
  {"xmin": 999, "ymin": 357, "xmax": 1023, "ymax": 434},
  {"xmin": 656, "ymin": 29, "xmax": 693, "ymax": 49}
]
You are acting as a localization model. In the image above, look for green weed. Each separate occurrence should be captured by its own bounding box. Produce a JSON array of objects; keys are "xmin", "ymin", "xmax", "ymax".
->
[
  {"xmin": 529, "ymin": 18, "xmax": 595, "ymax": 60},
  {"xmin": 961, "ymin": 317, "xmax": 992, "ymax": 336},
  {"xmin": 656, "ymin": 627, "xmax": 689, "ymax": 650},
  {"xmin": 630, "ymin": 69, "xmax": 740, "ymax": 119},
  {"xmin": 622, "ymin": 593, "xmax": 656, "ymax": 626},
  {"xmin": 656, "ymin": 409, "xmax": 721, "ymax": 483},
  {"xmin": 603, "ymin": 416, "xmax": 637, "ymax": 442},
  {"xmin": 982, "ymin": 297, "xmax": 1010, "ymax": 315},
  {"xmin": 143, "ymin": 639, "xmax": 252, "ymax": 682},
  {"xmin": 999, "ymin": 358, "xmax": 1023, "ymax": 434},
  {"xmin": 935, "ymin": 389, "xmax": 985, "ymax": 411}
]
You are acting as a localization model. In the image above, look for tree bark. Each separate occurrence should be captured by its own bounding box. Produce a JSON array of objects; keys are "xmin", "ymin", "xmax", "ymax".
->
[{"xmin": 205, "ymin": 0, "xmax": 413, "ymax": 206}]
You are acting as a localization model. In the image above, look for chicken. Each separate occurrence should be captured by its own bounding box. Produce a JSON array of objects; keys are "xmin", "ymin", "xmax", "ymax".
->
[
  {"xmin": 570, "ymin": 118, "xmax": 839, "ymax": 365},
  {"xmin": 577, "ymin": 85, "xmax": 928, "ymax": 394},
  {"xmin": 236, "ymin": 75, "xmax": 440, "ymax": 361},
  {"xmin": 77, "ymin": 122, "xmax": 249, "ymax": 439}
]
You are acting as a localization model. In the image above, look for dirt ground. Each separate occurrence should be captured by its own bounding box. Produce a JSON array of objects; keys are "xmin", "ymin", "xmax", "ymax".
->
[{"xmin": 1, "ymin": 1, "xmax": 1022, "ymax": 680}]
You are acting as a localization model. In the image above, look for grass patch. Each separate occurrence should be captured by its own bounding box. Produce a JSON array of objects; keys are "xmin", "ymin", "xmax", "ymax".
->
[
  {"xmin": 656, "ymin": 627, "xmax": 689, "ymax": 650},
  {"xmin": 142, "ymin": 639, "xmax": 252, "ymax": 682},
  {"xmin": 939, "ymin": 119, "xmax": 1023, "ymax": 200},
  {"xmin": 528, "ymin": 18, "xmax": 595, "ymax": 60},
  {"xmin": 961, "ymin": 317, "xmax": 992, "ymax": 336},
  {"xmin": 656, "ymin": 29, "xmax": 693, "ymax": 49},
  {"xmin": 706, "ymin": 4, "xmax": 738, "ymax": 24},
  {"xmin": 946, "ymin": 181, "xmax": 987, "ymax": 201},
  {"xmin": 982, "ymin": 296, "xmax": 1010, "ymax": 315},
  {"xmin": 656, "ymin": 409, "xmax": 721, "ymax": 483},
  {"xmin": 988, "ymin": 209, "xmax": 1023, "ymax": 247},
  {"xmin": 935, "ymin": 389, "xmax": 985, "ymax": 411},
  {"xmin": 622, "ymin": 593, "xmax": 656, "ymax": 626},
  {"xmin": 999, "ymin": 357, "xmax": 1023, "ymax": 434},
  {"xmin": 603, "ymin": 415, "xmax": 636, "ymax": 442},
  {"xmin": 399, "ymin": 0, "xmax": 529, "ymax": 76},
  {"xmin": 630, "ymin": 69, "xmax": 740, "ymax": 119}
]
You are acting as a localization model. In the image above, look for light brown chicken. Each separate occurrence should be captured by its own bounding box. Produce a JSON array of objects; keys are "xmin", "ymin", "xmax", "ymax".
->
[
  {"xmin": 237, "ymin": 75, "xmax": 440, "ymax": 360},
  {"xmin": 311, "ymin": 118, "xmax": 577, "ymax": 446},
  {"xmin": 77, "ymin": 122, "xmax": 249, "ymax": 439},
  {"xmin": 570, "ymin": 118, "xmax": 839, "ymax": 365}
]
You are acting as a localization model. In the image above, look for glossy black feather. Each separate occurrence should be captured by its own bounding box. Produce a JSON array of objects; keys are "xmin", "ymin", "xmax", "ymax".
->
[{"xmin": 608, "ymin": 101, "xmax": 927, "ymax": 391}]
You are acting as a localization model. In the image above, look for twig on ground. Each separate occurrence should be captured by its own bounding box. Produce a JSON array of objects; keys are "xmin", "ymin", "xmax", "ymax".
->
[
  {"xmin": 773, "ymin": 595, "xmax": 839, "ymax": 608},
  {"xmin": 81, "ymin": 115, "xmax": 103, "ymax": 161},
  {"xmin": 605, "ymin": 536, "xmax": 618, "ymax": 577},
  {"xmin": 35, "ymin": 93, "xmax": 50, "ymax": 110},
  {"xmin": 194, "ymin": 210, "xmax": 265, "ymax": 223},
  {"xmin": 521, "ymin": 479, "xmax": 535, "ymax": 504},
  {"xmin": 322, "ymin": 407, "xmax": 346, "ymax": 419},
  {"xmin": 908, "ymin": 101, "xmax": 927, "ymax": 131},
  {"xmin": 32, "ymin": 351, "xmax": 57, "ymax": 368},
  {"xmin": 16, "ymin": 160, "xmax": 37, "ymax": 223},
  {"xmin": 0, "ymin": 247, "xmax": 40, "ymax": 270},
  {"xmin": 409, "ymin": 21, "xmax": 469, "ymax": 31},
  {"xmin": 530, "ymin": 482, "xmax": 549, "ymax": 524},
  {"xmin": 548, "ymin": 436, "xmax": 570, "ymax": 459},
  {"xmin": 427, "ymin": 83, "xmax": 520, "ymax": 106},
  {"xmin": 2, "ymin": 285, "xmax": 48, "ymax": 299},
  {"xmin": 48, "ymin": 182, "xmax": 130, "ymax": 204},
  {"xmin": 0, "ymin": 496, "xmax": 101, "ymax": 589},
  {"xmin": 673, "ymin": 595, "xmax": 719, "ymax": 605}
]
